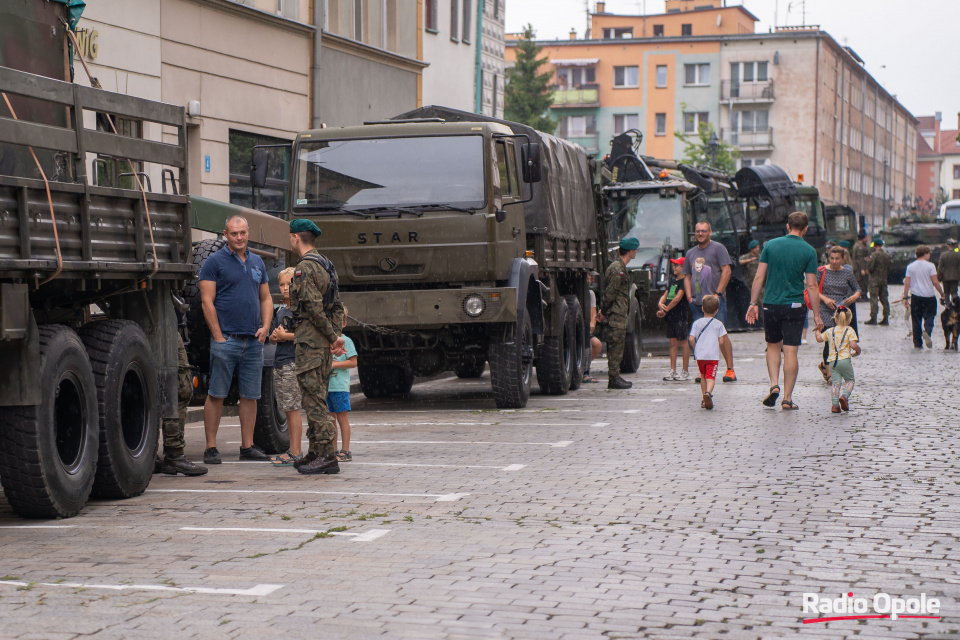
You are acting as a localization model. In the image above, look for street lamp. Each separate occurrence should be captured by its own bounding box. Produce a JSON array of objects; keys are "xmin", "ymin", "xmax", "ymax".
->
[
  {"xmin": 881, "ymin": 158, "xmax": 889, "ymax": 229},
  {"xmin": 707, "ymin": 131, "xmax": 720, "ymax": 167}
]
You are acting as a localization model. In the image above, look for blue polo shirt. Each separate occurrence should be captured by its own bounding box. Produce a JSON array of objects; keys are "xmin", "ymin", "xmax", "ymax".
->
[{"xmin": 198, "ymin": 246, "xmax": 269, "ymax": 335}]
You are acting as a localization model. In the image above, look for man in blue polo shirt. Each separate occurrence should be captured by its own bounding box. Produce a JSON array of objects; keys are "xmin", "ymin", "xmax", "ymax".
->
[{"xmin": 198, "ymin": 215, "xmax": 273, "ymax": 464}]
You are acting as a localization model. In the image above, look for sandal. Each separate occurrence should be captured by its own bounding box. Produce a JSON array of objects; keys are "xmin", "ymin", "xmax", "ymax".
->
[
  {"xmin": 271, "ymin": 451, "xmax": 304, "ymax": 466},
  {"xmin": 582, "ymin": 374, "xmax": 600, "ymax": 383},
  {"xmin": 762, "ymin": 385, "xmax": 780, "ymax": 407},
  {"xmin": 336, "ymin": 450, "xmax": 352, "ymax": 462},
  {"xmin": 781, "ymin": 400, "xmax": 799, "ymax": 410}
]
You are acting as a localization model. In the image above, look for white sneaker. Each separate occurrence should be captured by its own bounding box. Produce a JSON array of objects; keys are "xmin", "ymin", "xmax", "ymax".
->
[
  {"xmin": 662, "ymin": 370, "xmax": 678, "ymax": 381},
  {"xmin": 678, "ymin": 370, "xmax": 691, "ymax": 381}
]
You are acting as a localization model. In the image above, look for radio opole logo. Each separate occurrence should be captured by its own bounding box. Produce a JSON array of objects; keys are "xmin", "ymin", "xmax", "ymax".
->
[{"xmin": 802, "ymin": 592, "xmax": 941, "ymax": 624}]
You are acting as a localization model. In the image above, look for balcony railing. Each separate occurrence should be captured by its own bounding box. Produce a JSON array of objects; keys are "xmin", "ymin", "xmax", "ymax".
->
[
  {"xmin": 552, "ymin": 84, "xmax": 600, "ymax": 107},
  {"xmin": 721, "ymin": 79, "xmax": 774, "ymax": 102},
  {"xmin": 721, "ymin": 128, "xmax": 774, "ymax": 149},
  {"xmin": 561, "ymin": 134, "xmax": 600, "ymax": 153}
]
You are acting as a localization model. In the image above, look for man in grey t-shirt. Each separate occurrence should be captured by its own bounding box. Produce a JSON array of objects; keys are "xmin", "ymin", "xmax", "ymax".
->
[{"xmin": 683, "ymin": 221, "xmax": 735, "ymax": 381}]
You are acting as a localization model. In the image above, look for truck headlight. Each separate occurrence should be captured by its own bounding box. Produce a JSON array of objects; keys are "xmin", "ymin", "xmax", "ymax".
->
[{"xmin": 463, "ymin": 294, "xmax": 486, "ymax": 317}]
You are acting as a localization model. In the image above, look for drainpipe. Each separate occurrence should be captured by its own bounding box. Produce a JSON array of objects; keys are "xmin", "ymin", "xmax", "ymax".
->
[
  {"xmin": 311, "ymin": 2, "xmax": 324, "ymax": 128},
  {"xmin": 475, "ymin": 0, "xmax": 484, "ymax": 114}
]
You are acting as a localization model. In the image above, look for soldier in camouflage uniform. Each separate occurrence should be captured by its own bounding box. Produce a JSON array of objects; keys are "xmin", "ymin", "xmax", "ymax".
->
[
  {"xmin": 598, "ymin": 237, "xmax": 639, "ymax": 389},
  {"xmin": 157, "ymin": 333, "xmax": 208, "ymax": 476},
  {"xmin": 865, "ymin": 237, "xmax": 891, "ymax": 325},
  {"xmin": 287, "ymin": 219, "xmax": 347, "ymax": 475},
  {"xmin": 852, "ymin": 232, "xmax": 871, "ymax": 300},
  {"xmin": 937, "ymin": 238, "xmax": 960, "ymax": 305}
]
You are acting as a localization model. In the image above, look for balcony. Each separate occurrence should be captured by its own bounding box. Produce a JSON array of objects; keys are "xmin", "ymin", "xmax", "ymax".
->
[
  {"xmin": 721, "ymin": 79, "xmax": 775, "ymax": 103},
  {"xmin": 552, "ymin": 84, "xmax": 600, "ymax": 108},
  {"xmin": 562, "ymin": 134, "xmax": 600, "ymax": 154},
  {"xmin": 721, "ymin": 128, "xmax": 774, "ymax": 150}
]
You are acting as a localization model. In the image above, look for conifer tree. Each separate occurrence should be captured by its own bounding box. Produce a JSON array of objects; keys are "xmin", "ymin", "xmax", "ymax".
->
[{"xmin": 504, "ymin": 25, "xmax": 556, "ymax": 134}]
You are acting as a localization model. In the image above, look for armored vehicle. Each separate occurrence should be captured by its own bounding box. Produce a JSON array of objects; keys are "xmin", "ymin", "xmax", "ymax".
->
[
  {"xmin": 251, "ymin": 106, "xmax": 608, "ymax": 408},
  {"xmin": 0, "ymin": 2, "xmax": 192, "ymax": 517},
  {"xmin": 880, "ymin": 220, "xmax": 960, "ymax": 283}
]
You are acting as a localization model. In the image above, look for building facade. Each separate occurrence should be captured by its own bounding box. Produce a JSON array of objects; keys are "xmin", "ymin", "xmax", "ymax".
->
[
  {"xmin": 507, "ymin": 0, "xmax": 918, "ymax": 230},
  {"xmin": 479, "ymin": 0, "xmax": 505, "ymax": 117}
]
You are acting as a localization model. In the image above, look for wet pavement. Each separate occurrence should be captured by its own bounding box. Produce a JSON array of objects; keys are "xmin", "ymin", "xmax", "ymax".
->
[{"xmin": 1, "ymin": 287, "xmax": 959, "ymax": 638}]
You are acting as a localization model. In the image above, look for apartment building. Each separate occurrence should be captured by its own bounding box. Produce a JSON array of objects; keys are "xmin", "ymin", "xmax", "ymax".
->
[{"xmin": 507, "ymin": 0, "xmax": 918, "ymax": 227}]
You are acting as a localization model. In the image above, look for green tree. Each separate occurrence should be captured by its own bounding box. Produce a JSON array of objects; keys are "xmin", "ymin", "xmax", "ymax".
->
[
  {"xmin": 675, "ymin": 122, "xmax": 739, "ymax": 174},
  {"xmin": 504, "ymin": 25, "xmax": 556, "ymax": 134}
]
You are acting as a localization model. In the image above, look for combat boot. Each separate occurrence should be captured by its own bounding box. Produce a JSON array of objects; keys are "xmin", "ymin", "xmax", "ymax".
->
[
  {"xmin": 293, "ymin": 451, "xmax": 319, "ymax": 469},
  {"xmin": 878, "ymin": 318, "xmax": 889, "ymax": 326},
  {"xmin": 297, "ymin": 453, "xmax": 340, "ymax": 475},
  {"xmin": 161, "ymin": 454, "xmax": 209, "ymax": 476},
  {"xmin": 864, "ymin": 318, "xmax": 877, "ymax": 325},
  {"xmin": 608, "ymin": 376, "xmax": 632, "ymax": 390}
]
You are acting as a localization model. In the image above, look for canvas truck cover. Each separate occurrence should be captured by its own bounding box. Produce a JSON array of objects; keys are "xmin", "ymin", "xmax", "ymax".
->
[{"xmin": 394, "ymin": 106, "xmax": 598, "ymax": 241}]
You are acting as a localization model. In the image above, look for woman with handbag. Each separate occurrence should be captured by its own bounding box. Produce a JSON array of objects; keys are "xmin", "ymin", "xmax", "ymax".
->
[{"xmin": 815, "ymin": 246, "xmax": 861, "ymax": 382}]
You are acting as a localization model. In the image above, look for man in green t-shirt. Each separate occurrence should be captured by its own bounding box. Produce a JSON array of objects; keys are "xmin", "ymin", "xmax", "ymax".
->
[{"xmin": 746, "ymin": 212, "xmax": 825, "ymax": 410}]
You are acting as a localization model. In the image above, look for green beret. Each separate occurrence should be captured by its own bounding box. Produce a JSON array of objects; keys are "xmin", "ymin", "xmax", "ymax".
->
[
  {"xmin": 290, "ymin": 218, "xmax": 322, "ymax": 236},
  {"xmin": 839, "ymin": 240, "xmax": 851, "ymax": 248},
  {"xmin": 873, "ymin": 237, "xmax": 884, "ymax": 246},
  {"xmin": 619, "ymin": 237, "xmax": 640, "ymax": 251},
  {"xmin": 748, "ymin": 240, "xmax": 759, "ymax": 250}
]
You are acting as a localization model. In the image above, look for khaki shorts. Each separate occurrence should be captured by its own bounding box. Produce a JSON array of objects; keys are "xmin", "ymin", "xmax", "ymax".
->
[{"xmin": 274, "ymin": 362, "xmax": 302, "ymax": 412}]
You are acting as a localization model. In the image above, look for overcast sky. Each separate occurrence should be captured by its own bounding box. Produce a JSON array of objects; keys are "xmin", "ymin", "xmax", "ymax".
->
[{"xmin": 506, "ymin": 0, "xmax": 958, "ymax": 122}]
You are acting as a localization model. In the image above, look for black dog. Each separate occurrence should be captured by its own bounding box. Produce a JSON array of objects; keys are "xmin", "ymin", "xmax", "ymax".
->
[{"xmin": 941, "ymin": 299, "xmax": 960, "ymax": 350}]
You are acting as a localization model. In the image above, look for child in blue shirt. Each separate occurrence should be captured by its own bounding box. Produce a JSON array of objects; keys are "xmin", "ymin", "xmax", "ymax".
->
[{"xmin": 328, "ymin": 308, "xmax": 358, "ymax": 461}]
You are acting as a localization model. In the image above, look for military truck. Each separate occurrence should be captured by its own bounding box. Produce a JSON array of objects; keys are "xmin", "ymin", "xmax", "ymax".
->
[
  {"xmin": 250, "ymin": 105, "xmax": 606, "ymax": 408},
  {"xmin": 880, "ymin": 220, "xmax": 960, "ymax": 283},
  {"xmin": 0, "ymin": 3, "xmax": 193, "ymax": 518},
  {"xmin": 601, "ymin": 131, "xmax": 827, "ymax": 331},
  {"xmin": 939, "ymin": 200, "xmax": 960, "ymax": 225},
  {"xmin": 824, "ymin": 204, "xmax": 864, "ymax": 246}
]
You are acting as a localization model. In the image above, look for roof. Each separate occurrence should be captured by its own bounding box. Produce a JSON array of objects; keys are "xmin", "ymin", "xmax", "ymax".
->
[
  {"xmin": 550, "ymin": 58, "xmax": 600, "ymax": 66},
  {"xmin": 591, "ymin": 4, "xmax": 760, "ymax": 23},
  {"xmin": 939, "ymin": 130, "xmax": 960, "ymax": 156},
  {"xmin": 917, "ymin": 135, "xmax": 938, "ymax": 158},
  {"xmin": 917, "ymin": 115, "xmax": 939, "ymax": 131}
]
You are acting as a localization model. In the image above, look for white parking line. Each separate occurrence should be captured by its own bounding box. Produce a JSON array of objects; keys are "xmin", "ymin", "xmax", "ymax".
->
[
  {"xmin": 0, "ymin": 525, "xmax": 76, "ymax": 529},
  {"xmin": 350, "ymin": 422, "xmax": 586, "ymax": 427},
  {"xmin": 147, "ymin": 489, "xmax": 469, "ymax": 502},
  {"xmin": 0, "ymin": 579, "xmax": 282, "ymax": 596},
  {"xmin": 180, "ymin": 526, "xmax": 391, "ymax": 542},
  {"xmin": 350, "ymin": 439, "xmax": 575, "ymax": 447},
  {"xmin": 591, "ymin": 422, "xmax": 610, "ymax": 427},
  {"xmin": 650, "ymin": 399, "xmax": 666, "ymax": 403}
]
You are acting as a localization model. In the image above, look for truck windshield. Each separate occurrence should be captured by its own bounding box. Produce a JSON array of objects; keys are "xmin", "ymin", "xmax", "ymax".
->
[
  {"xmin": 943, "ymin": 204, "xmax": 960, "ymax": 225},
  {"xmin": 295, "ymin": 135, "xmax": 485, "ymax": 210},
  {"xmin": 605, "ymin": 191, "xmax": 684, "ymax": 268}
]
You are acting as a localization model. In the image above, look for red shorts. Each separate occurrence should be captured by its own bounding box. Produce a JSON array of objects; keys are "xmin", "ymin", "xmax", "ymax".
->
[{"xmin": 697, "ymin": 360, "xmax": 719, "ymax": 380}]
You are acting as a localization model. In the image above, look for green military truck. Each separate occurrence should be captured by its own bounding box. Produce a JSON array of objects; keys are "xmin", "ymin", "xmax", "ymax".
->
[
  {"xmin": 251, "ymin": 105, "xmax": 606, "ymax": 408},
  {"xmin": 0, "ymin": 3, "xmax": 193, "ymax": 518},
  {"xmin": 824, "ymin": 204, "xmax": 863, "ymax": 246}
]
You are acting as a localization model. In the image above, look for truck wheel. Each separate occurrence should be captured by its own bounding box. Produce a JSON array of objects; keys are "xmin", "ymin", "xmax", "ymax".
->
[
  {"xmin": 358, "ymin": 364, "xmax": 414, "ymax": 398},
  {"xmin": 564, "ymin": 295, "xmax": 586, "ymax": 390},
  {"xmin": 253, "ymin": 367, "xmax": 290, "ymax": 455},
  {"xmin": 536, "ymin": 298, "xmax": 574, "ymax": 395},
  {"xmin": 620, "ymin": 309, "xmax": 643, "ymax": 374},
  {"xmin": 79, "ymin": 321, "xmax": 159, "ymax": 499},
  {"xmin": 488, "ymin": 313, "xmax": 533, "ymax": 408},
  {"xmin": 0, "ymin": 326, "xmax": 98, "ymax": 518},
  {"xmin": 454, "ymin": 356, "xmax": 486, "ymax": 379}
]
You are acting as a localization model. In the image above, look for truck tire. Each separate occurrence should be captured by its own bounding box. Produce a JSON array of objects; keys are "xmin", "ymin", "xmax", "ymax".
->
[
  {"xmin": 536, "ymin": 298, "xmax": 574, "ymax": 395},
  {"xmin": 253, "ymin": 367, "xmax": 290, "ymax": 454},
  {"xmin": 183, "ymin": 238, "xmax": 226, "ymax": 385},
  {"xmin": 0, "ymin": 326, "xmax": 99, "ymax": 518},
  {"xmin": 488, "ymin": 313, "xmax": 533, "ymax": 408},
  {"xmin": 79, "ymin": 320, "xmax": 159, "ymax": 499},
  {"xmin": 564, "ymin": 295, "xmax": 586, "ymax": 390},
  {"xmin": 620, "ymin": 308, "xmax": 643, "ymax": 374},
  {"xmin": 358, "ymin": 364, "xmax": 414, "ymax": 398},
  {"xmin": 454, "ymin": 356, "xmax": 486, "ymax": 379}
]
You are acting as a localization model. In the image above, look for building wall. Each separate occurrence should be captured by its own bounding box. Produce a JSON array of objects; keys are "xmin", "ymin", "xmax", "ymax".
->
[
  {"xmin": 479, "ymin": 0, "xmax": 505, "ymax": 117},
  {"xmin": 318, "ymin": 38, "xmax": 421, "ymax": 125},
  {"xmin": 422, "ymin": 0, "xmax": 477, "ymax": 110},
  {"xmin": 917, "ymin": 157, "xmax": 943, "ymax": 201},
  {"xmin": 592, "ymin": 5, "xmax": 755, "ymax": 39},
  {"xmin": 943, "ymin": 148, "xmax": 960, "ymax": 201}
]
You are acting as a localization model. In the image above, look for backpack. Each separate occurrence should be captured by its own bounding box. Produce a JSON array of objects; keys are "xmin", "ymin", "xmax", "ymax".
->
[
  {"xmin": 804, "ymin": 266, "xmax": 826, "ymax": 310},
  {"xmin": 297, "ymin": 252, "xmax": 339, "ymax": 309}
]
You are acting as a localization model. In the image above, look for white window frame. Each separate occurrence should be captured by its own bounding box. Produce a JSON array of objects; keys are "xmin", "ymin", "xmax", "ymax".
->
[
  {"xmin": 684, "ymin": 63, "xmax": 710, "ymax": 86},
  {"xmin": 613, "ymin": 65, "xmax": 639, "ymax": 89},
  {"xmin": 613, "ymin": 114, "xmax": 639, "ymax": 135},
  {"xmin": 655, "ymin": 65, "xmax": 667, "ymax": 88},
  {"xmin": 655, "ymin": 113, "xmax": 667, "ymax": 136},
  {"xmin": 682, "ymin": 111, "xmax": 709, "ymax": 134}
]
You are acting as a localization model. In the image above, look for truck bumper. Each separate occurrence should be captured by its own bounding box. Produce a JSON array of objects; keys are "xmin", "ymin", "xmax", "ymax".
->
[{"xmin": 341, "ymin": 288, "xmax": 517, "ymax": 329}]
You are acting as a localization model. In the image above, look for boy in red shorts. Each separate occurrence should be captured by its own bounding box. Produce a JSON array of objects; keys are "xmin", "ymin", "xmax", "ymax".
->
[{"xmin": 688, "ymin": 295, "xmax": 730, "ymax": 410}]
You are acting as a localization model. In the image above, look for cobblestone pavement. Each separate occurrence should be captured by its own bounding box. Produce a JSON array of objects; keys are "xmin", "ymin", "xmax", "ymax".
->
[{"xmin": 1, "ymin": 288, "xmax": 959, "ymax": 638}]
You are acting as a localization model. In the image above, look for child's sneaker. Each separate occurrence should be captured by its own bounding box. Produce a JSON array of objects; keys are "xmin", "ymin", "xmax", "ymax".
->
[
  {"xmin": 678, "ymin": 370, "xmax": 691, "ymax": 381},
  {"xmin": 838, "ymin": 396, "xmax": 849, "ymax": 412},
  {"xmin": 831, "ymin": 405, "xmax": 842, "ymax": 413},
  {"xmin": 662, "ymin": 370, "xmax": 678, "ymax": 381}
]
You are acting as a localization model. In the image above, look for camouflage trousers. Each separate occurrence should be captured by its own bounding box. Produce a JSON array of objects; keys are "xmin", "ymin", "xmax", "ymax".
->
[
  {"xmin": 297, "ymin": 353, "xmax": 336, "ymax": 457},
  {"xmin": 274, "ymin": 362, "xmax": 302, "ymax": 412},
  {"xmin": 869, "ymin": 281, "xmax": 890, "ymax": 321},
  {"xmin": 605, "ymin": 326, "xmax": 627, "ymax": 379},
  {"xmin": 162, "ymin": 366, "xmax": 193, "ymax": 456},
  {"xmin": 943, "ymin": 280, "xmax": 958, "ymax": 305},
  {"xmin": 856, "ymin": 273, "xmax": 870, "ymax": 300}
]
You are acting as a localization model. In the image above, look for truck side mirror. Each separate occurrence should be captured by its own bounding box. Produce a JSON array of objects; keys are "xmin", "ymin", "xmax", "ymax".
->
[
  {"xmin": 251, "ymin": 148, "xmax": 269, "ymax": 189},
  {"xmin": 521, "ymin": 143, "xmax": 541, "ymax": 183}
]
